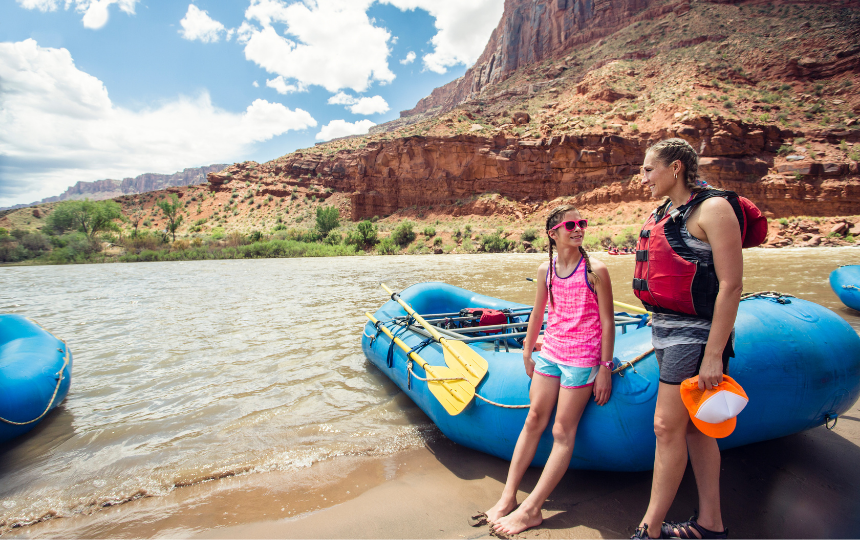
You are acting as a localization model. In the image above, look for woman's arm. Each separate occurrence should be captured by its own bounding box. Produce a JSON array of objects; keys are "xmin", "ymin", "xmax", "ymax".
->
[
  {"xmin": 523, "ymin": 262, "xmax": 550, "ymax": 378},
  {"xmin": 592, "ymin": 260, "xmax": 615, "ymax": 405},
  {"xmin": 694, "ymin": 197, "xmax": 743, "ymax": 390}
]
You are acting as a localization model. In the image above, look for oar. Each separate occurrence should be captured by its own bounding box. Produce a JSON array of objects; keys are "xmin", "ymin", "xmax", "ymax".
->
[
  {"xmin": 365, "ymin": 313, "xmax": 474, "ymax": 415},
  {"xmin": 525, "ymin": 277, "xmax": 651, "ymax": 315},
  {"xmin": 381, "ymin": 283, "xmax": 488, "ymax": 386}
]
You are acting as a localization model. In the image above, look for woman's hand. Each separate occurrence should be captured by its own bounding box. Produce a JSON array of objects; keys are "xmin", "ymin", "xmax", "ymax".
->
[
  {"xmin": 697, "ymin": 352, "xmax": 724, "ymax": 390},
  {"xmin": 593, "ymin": 366, "xmax": 612, "ymax": 405},
  {"xmin": 523, "ymin": 354, "xmax": 536, "ymax": 379}
]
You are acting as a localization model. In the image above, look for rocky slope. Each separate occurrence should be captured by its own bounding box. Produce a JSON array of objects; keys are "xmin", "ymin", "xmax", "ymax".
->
[{"xmin": 0, "ymin": 164, "xmax": 227, "ymax": 212}]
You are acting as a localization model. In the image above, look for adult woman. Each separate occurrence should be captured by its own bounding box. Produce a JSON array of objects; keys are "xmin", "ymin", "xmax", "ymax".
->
[{"xmin": 632, "ymin": 138, "xmax": 742, "ymax": 539}]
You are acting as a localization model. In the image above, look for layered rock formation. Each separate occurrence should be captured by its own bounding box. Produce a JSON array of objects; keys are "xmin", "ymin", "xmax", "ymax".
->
[{"xmin": 210, "ymin": 118, "xmax": 860, "ymax": 221}]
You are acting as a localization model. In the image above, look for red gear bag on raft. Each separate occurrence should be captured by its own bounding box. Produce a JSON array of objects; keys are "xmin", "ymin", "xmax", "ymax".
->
[{"xmin": 632, "ymin": 189, "xmax": 767, "ymax": 319}]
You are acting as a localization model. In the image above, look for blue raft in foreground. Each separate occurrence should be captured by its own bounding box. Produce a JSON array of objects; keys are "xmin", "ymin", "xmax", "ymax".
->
[
  {"xmin": 362, "ymin": 282, "xmax": 860, "ymax": 472},
  {"xmin": 830, "ymin": 265, "xmax": 860, "ymax": 312},
  {"xmin": 0, "ymin": 315, "xmax": 73, "ymax": 443}
]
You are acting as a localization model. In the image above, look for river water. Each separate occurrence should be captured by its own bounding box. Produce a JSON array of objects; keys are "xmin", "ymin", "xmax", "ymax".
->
[{"xmin": 1, "ymin": 248, "xmax": 859, "ymax": 534}]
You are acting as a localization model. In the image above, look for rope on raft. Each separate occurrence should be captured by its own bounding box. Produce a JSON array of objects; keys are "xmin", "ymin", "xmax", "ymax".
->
[
  {"xmin": 0, "ymin": 341, "xmax": 70, "ymax": 426},
  {"xmin": 842, "ymin": 285, "xmax": 860, "ymax": 291}
]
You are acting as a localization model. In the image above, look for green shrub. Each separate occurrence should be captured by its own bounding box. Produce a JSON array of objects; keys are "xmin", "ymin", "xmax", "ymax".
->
[
  {"xmin": 324, "ymin": 230, "xmax": 342, "ymax": 245},
  {"xmin": 777, "ymin": 144, "xmax": 794, "ymax": 156},
  {"xmin": 345, "ymin": 220, "xmax": 378, "ymax": 248},
  {"xmin": 391, "ymin": 221, "xmax": 416, "ymax": 246},
  {"xmin": 376, "ymin": 236, "xmax": 398, "ymax": 254},
  {"xmin": 480, "ymin": 231, "xmax": 511, "ymax": 253},
  {"xmin": 423, "ymin": 226, "xmax": 436, "ymax": 237},
  {"xmin": 211, "ymin": 227, "xmax": 226, "ymax": 240},
  {"xmin": 433, "ymin": 237, "xmax": 443, "ymax": 247},
  {"xmin": 521, "ymin": 227, "xmax": 538, "ymax": 242}
]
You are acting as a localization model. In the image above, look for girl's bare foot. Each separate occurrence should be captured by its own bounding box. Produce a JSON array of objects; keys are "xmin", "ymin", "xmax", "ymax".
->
[
  {"xmin": 485, "ymin": 498, "xmax": 518, "ymax": 524},
  {"xmin": 493, "ymin": 505, "xmax": 543, "ymax": 536}
]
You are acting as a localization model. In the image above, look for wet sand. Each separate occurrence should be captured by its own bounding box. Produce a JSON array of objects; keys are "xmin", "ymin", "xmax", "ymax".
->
[{"xmin": 16, "ymin": 397, "xmax": 860, "ymax": 539}]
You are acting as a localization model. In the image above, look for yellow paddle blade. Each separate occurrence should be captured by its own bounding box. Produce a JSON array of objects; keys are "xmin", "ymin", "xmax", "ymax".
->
[
  {"xmin": 420, "ymin": 364, "xmax": 476, "ymax": 416},
  {"xmin": 439, "ymin": 338, "xmax": 489, "ymax": 387},
  {"xmin": 365, "ymin": 312, "xmax": 475, "ymax": 415}
]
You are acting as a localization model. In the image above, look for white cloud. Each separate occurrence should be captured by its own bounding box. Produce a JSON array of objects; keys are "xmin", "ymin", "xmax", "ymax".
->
[
  {"xmin": 0, "ymin": 39, "xmax": 317, "ymax": 206},
  {"xmin": 15, "ymin": 0, "xmax": 60, "ymax": 12},
  {"xmin": 252, "ymin": 80, "xmax": 259, "ymax": 87},
  {"xmin": 265, "ymin": 75, "xmax": 303, "ymax": 94},
  {"xmin": 327, "ymin": 91, "xmax": 356, "ymax": 106},
  {"xmin": 180, "ymin": 4, "xmax": 228, "ymax": 43},
  {"xmin": 349, "ymin": 96, "xmax": 389, "ymax": 115},
  {"xmin": 382, "ymin": 0, "xmax": 503, "ymax": 73},
  {"xmin": 239, "ymin": 0, "xmax": 395, "ymax": 93},
  {"xmin": 316, "ymin": 119, "xmax": 375, "ymax": 141},
  {"xmin": 16, "ymin": 0, "xmax": 139, "ymax": 29},
  {"xmin": 400, "ymin": 51, "xmax": 416, "ymax": 65},
  {"xmin": 326, "ymin": 92, "xmax": 389, "ymax": 115}
]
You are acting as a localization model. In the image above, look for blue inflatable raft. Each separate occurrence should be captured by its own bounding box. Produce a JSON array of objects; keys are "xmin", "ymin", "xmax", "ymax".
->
[
  {"xmin": 0, "ymin": 315, "xmax": 73, "ymax": 443},
  {"xmin": 361, "ymin": 283, "xmax": 860, "ymax": 472},
  {"xmin": 830, "ymin": 265, "xmax": 860, "ymax": 312}
]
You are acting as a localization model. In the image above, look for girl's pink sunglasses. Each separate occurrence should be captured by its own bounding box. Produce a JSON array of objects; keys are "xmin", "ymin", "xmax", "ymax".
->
[{"xmin": 550, "ymin": 219, "xmax": 588, "ymax": 231}]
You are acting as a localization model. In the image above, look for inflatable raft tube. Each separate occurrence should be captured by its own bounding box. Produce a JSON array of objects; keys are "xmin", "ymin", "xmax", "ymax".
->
[
  {"xmin": 0, "ymin": 315, "xmax": 73, "ymax": 443},
  {"xmin": 830, "ymin": 265, "xmax": 860, "ymax": 311},
  {"xmin": 361, "ymin": 283, "xmax": 860, "ymax": 472}
]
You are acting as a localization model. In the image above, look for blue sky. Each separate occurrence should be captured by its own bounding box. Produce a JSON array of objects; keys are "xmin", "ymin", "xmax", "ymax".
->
[{"xmin": 0, "ymin": 0, "xmax": 504, "ymax": 207}]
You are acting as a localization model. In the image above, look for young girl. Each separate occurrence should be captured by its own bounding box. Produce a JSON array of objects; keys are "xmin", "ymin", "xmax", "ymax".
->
[{"xmin": 485, "ymin": 204, "xmax": 616, "ymax": 536}]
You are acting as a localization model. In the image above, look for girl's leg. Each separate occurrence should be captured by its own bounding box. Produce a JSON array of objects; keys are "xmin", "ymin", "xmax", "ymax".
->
[
  {"xmin": 485, "ymin": 372, "xmax": 560, "ymax": 523},
  {"xmin": 638, "ymin": 382, "xmax": 691, "ymax": 538},
  {"xmin": 492, "ymin": 384, "xmax": 593, "ymax": 535}
]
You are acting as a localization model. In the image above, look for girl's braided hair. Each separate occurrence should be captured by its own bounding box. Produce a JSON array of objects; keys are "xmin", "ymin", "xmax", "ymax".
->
[{"xmin": 545, "ymin": 205, "xmax": 598, "ymax": 308}]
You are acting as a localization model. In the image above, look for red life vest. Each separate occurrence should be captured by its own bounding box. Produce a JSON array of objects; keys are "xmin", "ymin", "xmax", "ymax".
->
[{"xmin": 632, "ymin": 189, "xmax": 766, "ymax": 319}]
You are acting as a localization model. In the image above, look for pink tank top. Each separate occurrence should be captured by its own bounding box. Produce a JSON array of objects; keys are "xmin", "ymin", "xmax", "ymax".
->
[{"xmin": 540, "ymin": 256, "xmax": 603, "ymax": 367}]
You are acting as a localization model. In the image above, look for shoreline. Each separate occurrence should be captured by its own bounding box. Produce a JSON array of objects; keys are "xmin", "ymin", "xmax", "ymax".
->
[
  {"xmin": 2, "ymin": 242, "xmax": 859, "ymax": 269},
  {"xmin": 14, "ymin": 395, "xmax": 860, "ymax": 539}
]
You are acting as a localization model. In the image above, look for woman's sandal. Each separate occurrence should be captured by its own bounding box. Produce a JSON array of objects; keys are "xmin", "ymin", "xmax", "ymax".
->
[
  {"xmin": 661, "ymin": 512, "xmax": 728, "ymax": 539},
  {"xmin": 631, "ymin": 523, "xmax": 664, "ymax": 539}
]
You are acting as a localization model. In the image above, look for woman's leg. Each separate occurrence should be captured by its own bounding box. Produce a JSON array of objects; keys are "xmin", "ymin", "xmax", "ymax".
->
[
  {"xmin": 638, "ymin": 382, "xmax": 691, "ymax": 538},
  {"xmin": 685, "ymin": 422, "xmax": 724, "ymax": 534},
  {"xmin": 485, "ymin": 372, "xmax": 560, "ymax": 523},
  {"xmin": 492, "ymin": 384, "xmax": 593, "ymax": 535}
]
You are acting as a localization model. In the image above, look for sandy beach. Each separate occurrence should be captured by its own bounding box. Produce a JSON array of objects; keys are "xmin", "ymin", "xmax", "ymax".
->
[{"xmin": 14, "ymin": 396, "xmax": 860, "ymax": 539}]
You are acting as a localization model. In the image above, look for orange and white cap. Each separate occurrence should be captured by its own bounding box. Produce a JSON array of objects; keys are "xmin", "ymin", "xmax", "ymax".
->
[{"xmin": 680, "ymin": 375, "xmax": 748, "ymax": 439}]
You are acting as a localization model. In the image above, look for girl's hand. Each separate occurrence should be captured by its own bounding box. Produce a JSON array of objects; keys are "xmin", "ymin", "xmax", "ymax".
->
[
  {"xmin": 523, "ymin": 355, "xmax": 535, "ymax": 379},
  {"xmin": 593, "ymin": 366, "xmax": 612, "ymax": 405}
]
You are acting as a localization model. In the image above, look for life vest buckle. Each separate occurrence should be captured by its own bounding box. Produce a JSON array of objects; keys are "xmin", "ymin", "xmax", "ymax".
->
[
  {"xmin": 635, "ymin": 250, "xmax": 648, "ymax": 262},
  {"xmin": 632, "ymin": 278, "xmax": 649, "ymax": 291}
]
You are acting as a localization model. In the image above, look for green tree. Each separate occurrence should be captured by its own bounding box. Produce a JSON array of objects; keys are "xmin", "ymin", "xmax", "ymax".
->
[
  {"xmin": 156, "ymin": 194, "xmax": 184, "ymax": 242},
  {"xmin": 46, "ymin": 199, "xmax": 122, "ymax": 240},
  {"xmin": 316, "ymin": 206, "xmax": 340, "ymax": 236}
]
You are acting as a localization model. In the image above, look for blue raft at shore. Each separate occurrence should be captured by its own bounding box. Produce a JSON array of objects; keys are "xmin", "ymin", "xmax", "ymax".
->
[
  {"xmin": 361, "ymin": 282, "xmax": 860, "ymax": 472},
  {"xmin": 830, "ymin": 265, "xmax": 860, "ymax": 312},
  {"xmin": 0, "ymin": 315, "xmax": 73, "ymax": 443}
]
